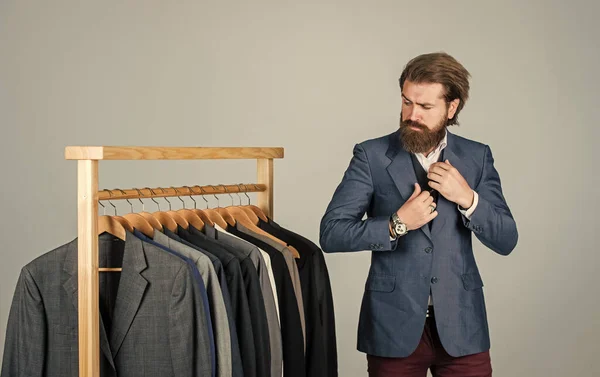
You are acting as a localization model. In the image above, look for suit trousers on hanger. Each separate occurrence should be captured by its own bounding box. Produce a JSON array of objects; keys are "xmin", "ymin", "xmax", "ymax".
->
[{"xmin": 366, "ymin": 315, "xmax": 492, "ymax": 377}]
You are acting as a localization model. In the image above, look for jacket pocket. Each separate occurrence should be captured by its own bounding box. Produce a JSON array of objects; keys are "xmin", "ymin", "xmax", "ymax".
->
[
  {"xmin": 365, "ymin": 274, "xmax": 396, "ymax": 292},
  {"xmin": 461, "ymin": 272, "xmax": 484, "ymax": 290}
]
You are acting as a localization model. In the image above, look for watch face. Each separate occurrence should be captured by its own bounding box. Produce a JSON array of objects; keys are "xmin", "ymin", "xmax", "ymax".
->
[{"xmin": 396, "ymin": 223, "xmax": 407, "ymax": 235}]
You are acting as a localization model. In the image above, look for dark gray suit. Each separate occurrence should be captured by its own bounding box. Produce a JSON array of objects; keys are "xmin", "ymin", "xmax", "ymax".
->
[
  {"xmin": 1, "ymin": 232, "xmax": 212, "ymax": 377},
  {"xmin": 206, "ymin": 225, "xmax": 283, "ymax": 377},
  {"xmin": 320, "ymin": 129, "xmax": 518, "ymax": 358}
]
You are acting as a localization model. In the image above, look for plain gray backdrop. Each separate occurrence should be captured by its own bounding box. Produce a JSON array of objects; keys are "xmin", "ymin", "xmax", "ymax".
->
[{"xmin": 1, "ymin": 1, "xmax": 597, "ymax": 376}]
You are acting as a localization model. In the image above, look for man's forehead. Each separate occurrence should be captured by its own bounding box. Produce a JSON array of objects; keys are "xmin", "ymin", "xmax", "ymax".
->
[{"xmin": 402, "ymin": 81, "xmax": 445, "ymax": 101}]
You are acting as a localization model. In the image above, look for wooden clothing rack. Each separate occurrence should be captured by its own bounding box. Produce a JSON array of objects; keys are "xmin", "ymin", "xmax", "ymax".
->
[{"xmin": 65, "ymin": 146, "xmax": 284, "ymax": 377}]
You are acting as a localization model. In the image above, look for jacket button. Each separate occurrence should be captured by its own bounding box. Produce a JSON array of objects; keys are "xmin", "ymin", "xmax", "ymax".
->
[
  {"xmin": 431, "ymin": 277, "xmax": 438, "ymax": 284},
  {"xmin": 424, "ymin": 247, "xmax": 433, "ymax": 254}
]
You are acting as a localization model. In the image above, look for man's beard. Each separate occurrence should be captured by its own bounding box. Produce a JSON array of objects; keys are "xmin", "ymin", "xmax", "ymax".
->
[{"xmin": 399, "ymin": 114, "xmax": 448, "ymax": 154}]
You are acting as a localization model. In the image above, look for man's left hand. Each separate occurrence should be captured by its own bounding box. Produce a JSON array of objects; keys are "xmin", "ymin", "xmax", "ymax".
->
[{"xmin": 427, "ymin": 159, "xmax": 474, "ymax": 208}]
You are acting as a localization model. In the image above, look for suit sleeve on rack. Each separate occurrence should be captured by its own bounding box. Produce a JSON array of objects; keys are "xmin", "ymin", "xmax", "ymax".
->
[
  {"xmin": 1, "ymin": 267, "xmax": 47, "ymax": 377},
  {"xmin": 319, "ymin": 143, "xmax": 395, "ymax": 253},
  {"xmin": 169, "ymin": 264, "xmax": 212, "ymax": 377}
]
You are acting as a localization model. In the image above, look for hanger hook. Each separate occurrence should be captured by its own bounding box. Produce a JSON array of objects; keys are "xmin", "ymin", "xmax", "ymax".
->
[
  {"xmin": 134, "ymin": 188, "xmax": 145, "ymax": 212},
  {"xmin": 221, "ymin": 184, "xmax": 234, "ymax": 206},
  {"xmin": 209, "ymin": 185, "xmax": 220, "ymax": 208},
  {"xmin": 159, "ymin": 188, "xmax": 172, "ymax": 211},
  {"xmin": 145, "ymin": 187, "xmax": 161, "ymax": 211},
  {"xmin": 116, "ymin": 188, "xmax": 133, "ymax": 213},
  {"xmin": 99, "ymin": 199, "xmax": 106, "ymax": 216},
  {"xmin": 183, "ymin": 186, "xmax": 197, "ymax": 209},
  {"xmin": 196, "ymin": 185, "xmax": 210, "ymax": 209},
  {"xmin": 236, "ymin": 184, "xmax": 245, "ymax": 206},
  {"xmin": 172, "ymin": 186, "xmax": 186, "ymax": 208},
  {"xmin": 242, "ymin": 184, "xmax": 251, "ymax": 205},
  {"xmin": 105, "ymin": 189, "xmax": 118, "ymax": 216}
]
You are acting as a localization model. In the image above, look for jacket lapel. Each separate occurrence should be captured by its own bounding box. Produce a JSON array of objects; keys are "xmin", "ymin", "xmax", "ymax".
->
[
  {"xmin": 109, "ymin": 232, "xmax": 148, "ymax": 359},
  {"xmin": 385, "ymin": 130, "xmax": 432, "ymax": 241},
  {"xmin": 62, "ymin": 239, "xmax": 116, "ymax": 371}
]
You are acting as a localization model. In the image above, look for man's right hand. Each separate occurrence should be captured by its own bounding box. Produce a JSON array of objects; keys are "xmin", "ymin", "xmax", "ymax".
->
[{"xmin": 396, "ymin": 183, "xmax": 438, "ymax": 231}]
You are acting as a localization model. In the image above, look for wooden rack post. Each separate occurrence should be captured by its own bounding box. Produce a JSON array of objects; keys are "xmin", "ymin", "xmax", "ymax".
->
[{"xmin": 65, "ymin": 146, "xmax": 284, "ymax": 377}]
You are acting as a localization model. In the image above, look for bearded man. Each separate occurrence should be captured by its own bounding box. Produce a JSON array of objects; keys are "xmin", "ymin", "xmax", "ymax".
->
[{"xmin": 319, "ymin": 52, "xmax": 518, "ymax": 377}]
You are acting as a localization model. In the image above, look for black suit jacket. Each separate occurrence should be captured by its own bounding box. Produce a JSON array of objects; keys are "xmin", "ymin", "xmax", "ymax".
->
[
  {"xmin": 260, "ymin": 218, "xmax": 338, "ymax": 377},
  {"xmin": 226, "ymin": 224, "xmax": 306, "ymax": 377},
  {"xmin": 187, "ymin": 225, "xmax": 271, "ymax": 377}
]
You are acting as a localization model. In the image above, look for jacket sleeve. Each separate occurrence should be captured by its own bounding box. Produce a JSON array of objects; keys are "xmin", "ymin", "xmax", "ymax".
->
[
  {"xmin": 1, "ymin": 267, "xmax": 47, "ymax": 377},
  {"xmin": 169, "ymin": 264, "xmax": 212, "ymax": 377},
  {"xmin": 319, "ymin": 143, "xmax": 397, "ymax": 253},
  {"xmin": 461, "ymin": 144, "xmax": 519, "ymax": 255}
]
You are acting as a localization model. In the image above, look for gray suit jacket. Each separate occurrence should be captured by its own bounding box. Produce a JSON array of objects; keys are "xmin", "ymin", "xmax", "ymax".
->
[
  {"xmin": 236, "ymin": 224, "xmax": 306, "ymax": 351},
  {"xmin": 1, "ymin": 232, "xmax": 212, "ymax": 377},
  {"xmin": 154, "ymin": 230, "xmax": 232, "ymax": 377},
  {"xmin": 320, "ymin": 129, "xmax": 518, "ymax": 358},
  {"xmin": 206, "ymin": 225, "xmax": 283, "ymax": 377}
]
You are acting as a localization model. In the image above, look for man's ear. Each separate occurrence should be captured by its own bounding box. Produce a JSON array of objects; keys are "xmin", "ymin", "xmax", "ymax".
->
[{"xmin": 448, "ymin": 98, "xmax": 460, "ymax": 120}]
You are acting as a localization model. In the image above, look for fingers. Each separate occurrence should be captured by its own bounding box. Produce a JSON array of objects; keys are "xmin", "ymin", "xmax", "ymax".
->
[
  {"xmin": 427, "ymin": 173, "xmax": 442, "ymax": 188},
  {"xmin": 423, "ymin": 195, "xmax": 435, "ymax": 205},
  {"xmin": 430, "ymin": 162, "xmax": 453, "ymax": 172},
  {"xmin": 428, "ymin": 166, "xmax": 448, "ymax": 177},
  {"xmin": 417, "ymin": 190, "xmax": 431, "ymax": 202},
  {"xmin": 428, "ymin": 180, "xmax": 441, "ymax": 191}
]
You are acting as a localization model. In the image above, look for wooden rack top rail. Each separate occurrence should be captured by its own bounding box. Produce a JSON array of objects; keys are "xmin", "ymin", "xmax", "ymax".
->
[{"xmin": 65, "ymin": 146, "xmax": 284, "ymax": 160}]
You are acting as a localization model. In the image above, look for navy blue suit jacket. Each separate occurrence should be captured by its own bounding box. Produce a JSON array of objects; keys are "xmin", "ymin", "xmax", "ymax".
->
[{"xmin": 319, "ymin": 129, "xmax": 518, "ymax": 358}]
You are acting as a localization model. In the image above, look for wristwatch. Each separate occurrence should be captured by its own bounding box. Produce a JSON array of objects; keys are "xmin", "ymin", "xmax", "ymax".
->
[{"xmin": 391, "ymin": 212, "xmax": 408, "ymax": 237}]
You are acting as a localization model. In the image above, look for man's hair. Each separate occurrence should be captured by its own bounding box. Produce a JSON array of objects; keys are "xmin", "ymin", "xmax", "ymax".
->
[{"xmin": 399, "ymin": 52, "xmax": 471, "ymax": 126}]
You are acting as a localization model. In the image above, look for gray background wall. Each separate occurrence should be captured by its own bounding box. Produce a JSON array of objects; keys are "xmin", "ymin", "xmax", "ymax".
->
[{"xmin": 1, "ymin": 1, "xmax": 597, "ymax": 376}]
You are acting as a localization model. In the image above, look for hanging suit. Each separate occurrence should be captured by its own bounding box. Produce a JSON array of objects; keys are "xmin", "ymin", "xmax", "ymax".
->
[{"xmin": 1, "ymin": 232, "xmax": 212, "ymax": 377}]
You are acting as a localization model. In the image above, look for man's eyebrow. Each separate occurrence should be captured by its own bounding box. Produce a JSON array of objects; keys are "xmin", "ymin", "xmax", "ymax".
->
[{"xmin": 402, "ymin": 94, "xmax": 435, "ymax": 107}]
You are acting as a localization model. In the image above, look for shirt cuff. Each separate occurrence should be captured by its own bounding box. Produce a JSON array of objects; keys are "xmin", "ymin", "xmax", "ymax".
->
[{"xmin": 458, "ymin": 190, "xmax": 478, "ymax": 220}]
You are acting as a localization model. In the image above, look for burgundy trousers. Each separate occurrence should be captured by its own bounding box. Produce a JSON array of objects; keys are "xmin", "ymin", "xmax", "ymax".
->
[{"xmin": 367, "ymin": 316, "xmax": 492, "ymax": 377}]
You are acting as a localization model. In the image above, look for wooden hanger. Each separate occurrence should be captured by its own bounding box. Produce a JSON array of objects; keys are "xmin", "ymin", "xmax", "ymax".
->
[
  {"xmin": 163, "ymin": 205, "xmax": 189, "ymax": 230},
  {"xmin": 172, "ymin": 187, "xmax": 205, "ymax": 230},
  {"xmin": 122, "ymin": 213, "xmax": 154, "ymax": 237},
  {"xmin": 220, "ymin": 185, "xmax": 300, "ymax": 258},
  {"xmin": 97, "ymin": 194, "xmax": 132, "ymax": 272},
  {"xmin": 98, "ymin": 215, "xmax": 126, "ymax": 240},
  {"xmin": 232, "ymin": 185, "xmax": 299, "ymax": 257},
  {"xmin": 194, "ymin": 185, "xmax": 230, "ymax": 229},
  {"xmin": 158, "ymin": 189, "xmax": 190, "ymax": 230},
  {"xmin": 131, "ymin": 188, "xmax": 163, "ymax": 231},
  {"xmin": 223, "ymin": 205, "xmax": 300, "ymax": 258},
  {"xmin": 234, "ymin": 184, "xmax": 263, "ymax": 224},
  {"xmin": 182, "ymin": 187, "xmax": 216, "ymax": 227},
  {"xmin": 242, "ymin": 184, "xmax": 269, "ymax": 222},
  {"xmin": 100, "ymin": 191, "xmax": 134, "ymax": 237},
  {"xmin": 145, "ymin": 188, "xmax": 179, "ymax": 232},
  {"xmin": 113, "ymin": 189, "xmax": 155, "ymax": 237}
]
